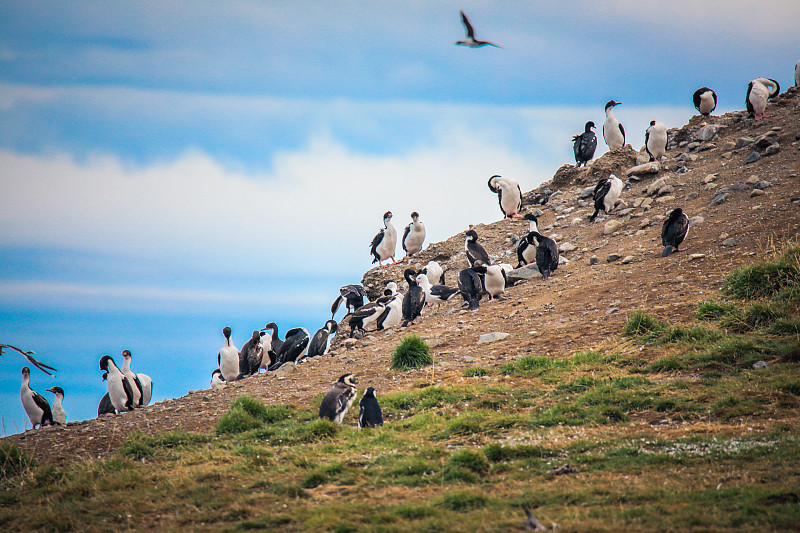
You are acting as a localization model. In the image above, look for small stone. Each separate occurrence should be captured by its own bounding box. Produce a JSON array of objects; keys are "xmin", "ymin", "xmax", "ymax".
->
[
  {"xmin": 635, "ymin": 151, "xmax": 651, "ymax": 165},
  {"xmin": 633, "ymin": 197, "xmax": 644, "ymax": 207},
  {"xmin": 688, "ymin": 253, "xmax": 706, "ymax": 261},
  {"xmin": 688, "ymin": 216, "xmax": 704, "ymax": 227},
  {"xmin": 646, "ymin": 177, "xmax": 667, "ymax": 196},
  {"xmin": 558, "ymin": 256, "xmax": 569, "ymax": 265},
  {"xmin": 694, "ymin": 125, "xmax": 720, "ymax": 142},
  {"xmin": 641, "ymin": 198, "xmax": 653, "ymax": 208},
  {"xmin": 579, "ymin": 185, "xmax": 595, "ymax": 199},
  {"xmin": 274, "ymin": 362, "xmax": 297, "ymax": 378},
  {"xmin": 606, "ymin": 308, "xmax": 619, "ymax": 315},
  {"xmin": 672, "ymin": 275, "xmax": 684, "ymax": 283},
  {"xmin": 745, "ymin": 151, "xmax": 760, "ymax": 164},
  {"xmin": 343, "ymin": 338, "xmax": 358, "ymax": 348},
  {"xmin": 559, "ymin": 242, "xmax": 576, "ymax": 253},
  {"xmin": 478, "ymin": 332, "xmax": 509, "ymax": 344},
  {"xmin": 722, "ymin": 238, "xmax": 737, "ymax": 247},
  {"xmin": 626, "ymin": 162, "xmax": 661, "ymax": 176},
  {"xmin": 686, "ymin": 142, "xmax": 700, "ymax": 151},
  {"xmin": 737, "ymin": 137, "xmax": 755, "ymax": 148},
  {"xmin": 753, "ymin": 131, "xmax": 779, "ymax": 150},
  {"xmin": 639, "ymin": 218, "xmax": 651, "ymax": 229},
  {"xmin": 361, "ymin": 339, "xmax": 374, "ymax": 347},
  {"xmin": 750, "ymin": 189, "xmax": 765, "ymax": 197},
  {"xmin": 764, "ymin": 143, "xmax": 780, "ymax": 155},
  {"xmin": 752, "ymin": 361, "xmax": 768, "ymax": 369},
  {"xmin": 607, "ymin": 254, "xmax": 622, "ymax": 262},
  {"xmin": 686, "ymin": 192, "xmax": 699, "ymax": 201},
  {"xmin": 589, "ymin": 256, "xmax": 599, "ymax": 265},
  {"xmin": 603, "ymin": 220, "xmax": 624, "ymax": 234},
  {"xmin": 658, "ymin": 185, "xmax": 674, "ymax": 196},
  {"xmin": 460, "ymin": 356, "xmax": 475, "ymax": 363},
  {"xmin": 704, "ymin": 183, "xmax": 718, "ymax": 190},
  {"xmin": 656, "ymin": 195, "xmax": 676, "ymax": 203},
  {"xmin": 621, "ymin": 255, "xmax": 635, "ymax": 264},
  {"xmin": 721, "ymin": 141, "xmax": 737, "ymax": 151},
  {"xmin": 746, "ymin": 175, "xmax": 760, "ymax": 184},
  {"xmin": 703, "ymin": 174, "xmax": 717, "ymax": 183},
  {"xmin": 696, "ymin": 143, "xmax": 716, "ymax": 152}
]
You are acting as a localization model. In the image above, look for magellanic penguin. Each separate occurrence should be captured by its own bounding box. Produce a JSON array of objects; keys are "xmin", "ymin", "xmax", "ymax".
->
[
  {"xmin": 488, "ymin": 175, "xmax": 523, "ymax": 218},
  {"xmin": 99, "ymin": 355, "xmax": 134, "ymax": 414},
  {"xmin": 370, "ymin": 211, "xmax": 398, "ymax": 266},
  {"xmin": 239, "ymin": 330, "xmax": 265, "ymax": 377},
  {"xmin": 260, "ymin": 322, "xmax": 284, "ymax": 368},
  {"xmin": 268, "ymin": 327, "xmax": 310, "ymax": 370},
  {"xmin": 529, "ymin": 232, "xmax": 559, "ymax": 280},
  {"xmin": 218, "ymin": 326, "xmax": 239, "ymax": 382},
  {"xmin": 484, "ymin": 264, "xmax": 510, "ymax": 300},
  {"xmin": 602, "ymin": 100, "xmax": 626, "ymax": 150},
  {"xmin": 402, "ymin": 212, "xmax": 426, "ymax": 258},
  {"xmin": 465, "ymin": 229, "xmax": 491, "ymax": 267},
  {"xmin": 122, "ymin": 350, "xmax": 152, "ymax": 407},
  {"xmin": 589, "ymin": 174, "xmax": 624, "ymax": 222},
  {"xmin": 319, "ymin": 374, "xmax": 358, "ymax": 424},
  {"xmin": 401, "ymin": 268, "xmax": 426, "ymax": 327},
  {"xmin": 308, "ymin": 320, "xmax": 338, "ymax": 357},
  {"xmin": 459, "ymin": 261, "xmax": 487, "ymax": 310},
  {"xmin": 420, "ymin": 260, "xmax": 445, "ymax": 285},
  {"xmin": 645, "ymin": 121, "xmax": 668, "ymax": 161},
  {"xmin": 573, "ymin": 121, "xmax": 597, "ymax": 167},
  {"xmin": 455, "ymin": 10, "xmax": 502, "ymax": 48},
  {"xmin": 661, "ymin": 208, "xmax": 690, "ymax": 257},
  {"xmin": 97, "ymin": 392, "xmax": 115, "ymax": 417},
  {"xmin": 20, "ymin": 366, "xmax": 53, "ymax": 429},
  {"xmin": 746, "ymin": 78, "xmax": 780, "ymax": 120},
  {"xmin": 330, "ymin": 285, "xmax": 368, "ymax": 319},
  {"xmin": 415, "ymin": 272, "xmax": 460, "ymax": 308},
  {"xmin": 693, "ymin": 87, "xmax": 717, "ymax": 116},
  {"xmin": 358, "ymin": 386, "xmax": 384, "ymax": 429},
  {"xmin": 211, "ymin": 369, "xmax": 226, "ymax": 388},
  {"xmin": 45, "ymin": 386, "xmax": 66, "ymax": 425}
]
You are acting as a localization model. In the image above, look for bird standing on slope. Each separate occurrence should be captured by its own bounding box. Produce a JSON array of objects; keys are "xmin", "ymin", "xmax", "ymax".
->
[
  {"xmin": 795, "ymin": 59, "xmax": 800, "ymax": 87},
  {"xmin": 308, "ymin": 320, "xmax": 338, "ymax": 357},
  {"xmin": 602, "ymin": 100, "xmax": 626, "ymax": 150},
  {"xmin": 661, "ymin": 208, "xmax": 690, "ymax": 257},
  {"xmin": 45, "ymin": 386, "xmax": 66, "ymax": 425},
  {"xmin": 402, "ymin": 211, "xmax": 426, "ymax": 258},
  {"xmin": 693, "ymin": 87, "xmax": 717, "ymax": 116},
  {"xmin": 455, "ymin": 10, "xmax": 502, "ymax": 48},
  {"xmin": 459, "ymin": 262, "xmax": 487, "ymax": 310},
  {"xmin": 484, "ymin": 264, "xmax": 510, "ymax": 300},
  {"xmin": 239, "ymin": 331, "xmax": 264, "ymax": 378},
  {"xmin": 376, "ymin": 287, "xmax": 404, "ymax": 330},
  {"xmin": 218, "ymin": 326, "xmax": 239, "ymax": 382},
  {"xmin": 269, "ymin": 328, "xmax": 310, "ymax": 370},
  {"xmin": 319, "ymin": 374, "xmax": 358, "ymax": 424},
  {"xmin": 573, "ymin": 121, "xmax": 597, "ymax": 167},
  {"xmin": 401, "ymin": 268, "xmax": 426, "ymax": 327},
  {"xmin": 358, "ymin": 387, "xmax": 384, "ymax": 429},
  {"xmin": 416, "ymin": 272, "xmax": 460, "ymax": 309},
  {"xmin": 370, "ymin": 211, "xmax": 398, "ymax": 266},
  {"xmin": 516, "ymin": 231, "xmax": 540, "ymax": 268},
  {"xmin": 488, "ymin": 175, "xmax": 523, "ymax": 219},
  {"xmin": 99, "ymin": 355, "xmax": 134, "ymax": 414},
  {"xmin": 645, "ymin": 120, "xmax": 668, "ymax": 161},
  {"xmin": 420, "ymin": 260, "xmax": 445, "ymax": 285},
  {"xmin": 20, "ymin": 366, "xmax": 53, "ymax": 429},
  {"xmin": 465, "ymin": 229, "xmax": 491, "ymax": 267},
  {"xmin": 588, "ymin": 174, "xmax": 624, "ymax": 222},
  {"xmin": 260, "ymin": 322, "xmax": 284, "ymax": 367},
  {"xmin": 746, "ymin": 77, "xmax": 780, "ymax": 120},
  {"xmin": 330, "ymin": 285, "xmax": 368, "ymax": 319},
  {"xmin": 122, "ymin": 350, "xmax": 152, "ymax": 407}
]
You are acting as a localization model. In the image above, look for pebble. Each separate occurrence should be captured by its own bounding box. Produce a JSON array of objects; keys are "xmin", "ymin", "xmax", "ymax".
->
[
  {"xmin": 460, "ymin": 356, "xmax": 475, "ymax": 363},
  {"xmin": 589, "ymin": 256, "xmax": 599, "ymax": 265},
  {"xmin": 704, "ymin": 183, "xmax": 718, "ymax": 190},
  {"xmin": 639, "ymin": 218, "xmax": 651, "ymax": 229},
  {"xmin": 688, "ymin": 216, "xmax": 704, "ymax": 227},
  {"xmin": 656, "ymin": 195, "xmax": 676, "ymax": 203},
  {"xmin": 737, "ymin": 137, "xmax": 755, "ymax": 147},
  {"xmin": 559, "ymin": 242, "xmax": 576, "ymax": 253},
  {"xmin": 688, "ymin": 253, "xmax": 706, "ymax": 261},
  {"xmin": 763, "ymin": 143, "xmax": 780, "ymax": 156},
  {"xmin": 626, "ymin": 162, "xmax": 661, "ymax": 176},
  {"xmin": 754, "ymin": 180, "xmax": 772, "ymax": 190},
  {"xmin": 672, "ymin": 275, "xmax": 685, "ymax": 283},
  {"xmin": 658, "ymin": 185, "xmax": 674, "ymax": 196},
  {"xmin": 694, "ymin": 125, "xmax": 719, "ymax": 142},
  {"xmin": 746, "ymin": 175, "xmax": 760, "ymax": 184},
  {"xmin": 478, "ymin": 332, "xmax": 509, "ymax": 344},
  {"xmin": 607, "ymin": 254, "xmax": 622, "ymax": 262},
  {"xmin": 687, "ymin": 142, "xmax": 700, "ymax": 151},
  {"xmin": 703, "ymin": 174, "xmax": 717, "ymax": 184},
  {"xmin": 606, "ymin": 308, "xmax": 619, "ymax": 315},
  {"xmin": 603, "ymin": 220, "xmax": 624, "ymax": 234},
  {"xmin": 752, "ymin": 361, "xmax": 768, "ymax": 369},
  {"xmin": 641, "ymin": 198, "xmax": 653, "ymax": 208},
  {"xmin": 621, "ymin": 255, "xmax": 635, "ymax": 264},
  {"xmin": 686, "ymin": 192, "xmax": 700, "ymax": 201},
  {"xmin": 750, "ymin": 189, "xmax": 765, "ymax": 197},
  {"xmin": 721, "ymin": 141, "xmax": 737, "ymax": 151},
  {"xmin": 722, "ymin": 238, "xmax": 738, "ymax": 247},
  {"xmin": 745, "ymin": 151, "xmax": 760, "ymax": 164},
  {"xmin": 646, "ymin": 177, "xmax": 667, "ymax": 196}
]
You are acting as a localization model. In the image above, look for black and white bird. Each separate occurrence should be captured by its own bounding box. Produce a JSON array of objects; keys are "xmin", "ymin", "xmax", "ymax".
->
[
  {"xmin": 45, "ymin": 386, "xmax": 66, "ymax": 425},
  {"xmin": 693, "ymin": 87, "xmax": 717, "ymax": 116},
  {"xmin": 602, "ymin": 100, "xmax": 626, "ymax": 150},
  {"xmin": 99, "ymin": 355, "xmax": 134, "ymax": 414},
  {"xmin": 516, "ymin": 215, "xmax": 541, "ymax": 268},
  {"xmin": 402, "ymin": 212, "xmax": 426, "ymax": 258},
  {"xmin": 572, "ymin": 121, "xmax": 597, "ymax": 167},
  {"xmin": 401, "ymin": 268, "xmax": 426, "ymax": 327},
  {"xmin": 465, "ymin": 229, "xmax": 491, "ymax": 267},
  {"xmin": 488, "ymin": 175, "xmax": 523, "ymax": 219},
  {"xmin": 348, "ymin": 300, "xmax": 387, "ymax": 338},
  {"xmin": 376, "ymin": 288, "xmax": 404, "ymax": 330},
  {"xmin": 210, "ymin": 369, "xmax": 226, "ymax": 388},
  {"xmin": 746, "ymin": 77, "xmax": 780, "ymax": 120},
  {"xmin": 661, "ymin": 208, "xmax": 690, "ymax": 257},
  {"xmin": 239, "ymin": 330, "xmax": 265, "ymax": 377},
  {"xmin": 455, "ymin": 10, "xmax": 502, "ymax": 48},
  {"xmin": 522, "ymin": 508, "xmax": 548, "ymax": 531},
  {"xmin": 484, "ymin": 264, "xmax": 510, "ymax": 300},
  {"xmin": 260, "ymin": 322, "xmax": 284, "ymax": 368},
  {"xmin": 122, "ymin": 349, "xmax": 152, "ymax": 407},
  {"xmin": 319, "ymin": 373, "xmax": 358, "ymax": 424},
  {"xmin": 370, "ymin": 211, "xmax": 398, "ymax": 266},
  {"xmin": 330, "ymin": 284, "xmax": 368, "ymax": 319},
  {"xmin": 588, "ymin": 174, "xmax": 624, "ymax": 222},
  {"xmin": 523, "ymin": 213, "xmax": 539, "ymax": 233},
  {"xmin": 529, "ymin": 232, "xmax": 559, "ymax": 281},
  {"xmin": 645, "ymin": 120, "xmax": 668, "ymax": 161},
  {"xmin": 1, "ymin": 344, "xmax": 57, "ymax": 376},
  {"xmin": 358, "ymin": 386, "xmax": 384, "ymax": 429},
  {"xmin": 218, "ymin": 326, "xmax": 239, "ymax": 382},
  {"xmin": 308, "ymin": 320, "xmax": 338, "ymax": 357},
  {"xmin": 416, "ymin": 272, "xmax": 460, "ymax": 308},
  {"xmin": 268, "ymin": 327, "xmax": 310, "ymax": 370},
  {"xmin": 97, "ymin": 392, "xmax": 115, "ymax": 417},
  {"xmin": 20, "ymin": 366, "xmax": 53, "ymax": 429},
  {"xmin": 459, "ymin": 262, "xmax": 487, "ymax": 310},
  {"xmin": 420, "ymin": 260, "xmax": 445, "ymax": 285}
]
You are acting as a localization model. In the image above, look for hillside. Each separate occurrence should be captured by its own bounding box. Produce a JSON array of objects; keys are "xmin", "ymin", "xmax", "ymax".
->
[{"xmin": 2, "ymin": 87, "xmax": 799, "ymax": 531}]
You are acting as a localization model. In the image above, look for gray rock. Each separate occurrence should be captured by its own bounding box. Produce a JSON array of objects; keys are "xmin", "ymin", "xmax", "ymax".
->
[
  {"xmin": 737, "ymin": 137, "xmax": 755, "ymax": 148},
  {"xmin": 751, "ymin": 189, "xmax": 765, "ymax": 197},
  {"xmin": 686, "ymin": 192, "xmax": 699, "ymax": 201},
  {"xmin": 606, "ymin": 308, "xmax": 619, "ymax": 315},
  {"xmin": 506, "ymin": 264, "xmax": 541, "ymax": 284},
  {"xmin": 754, "ymin": 180, "xmax": 772, "ymax": 190},
  {"xmin": 273, "ymin": 362, "xmax": 297, "ymax": 378},
  {"xmin": 697, "ymin": 143, "xmax": 717, "ymax": 152},
  {"xmin": 558, "ymin": 256, "xmax": 569, "ymax": 265},
  {"xmin": 478, "ymin": 332, "xmax": 509, "ymax": 344},
  {"xmin": 627, "ymin": 162, "xmax": 661, "ymax": 176},
  {"xmin": 589, "ymin": 256, "xmax": 599, "ymax": 265},
  {"xmin": 686, "ymin": 142, "xmax": 700, "ymax": 151},
  {"xmin": 658, "ymin": 185, "xmax": 674, "ymax": 196},
  {"xmin": 745, "ymin": 151, "xmax": 760, "ymax": 164},
  {"xmin": 607, "ymin": 254, "xmax": 622, "ymax": 262},
  {"xmin": 763, "ymin": 143, "xmax": 780, "ymax": 156},
  {"xmin": 621, "ymin": 255, "xmax": 635, "ymax": 264},
  {"xmin": 635, "ymin": 151, "xmax": 651, "ymax": 165},
  {"xmin": 694, "ymin": 125, "xmax": 720, "ymax": 142},
  {"xmin": 753, "ymin": 131, "xmax": 779, "ymax": 150},
  {"xmin": 722, "ymin": 238, "xmax": 737, "ymax": 247},
  {"xmin": 710, "ymin": 183, "xmax": 749, "ymax": 205},
  {"xmin": 752, "ymin": 360, "xmax": 768, "ymax": 369},
  {"xmin": 672, "ymin": 275, "xmax": 685, "ymax": 283},
  {"xmin": 460, "ymin": 356, "xmax": 476, "ymax": 363},
  {"xmin": 721, "ymin": 141, "xmax": 737, "ymax": 151},
  {"xmin": 579, "ymin": 185, "xmax": 595, "ymax": 198},
  {"xmin": 559, "ymin": 242, "xmax": 576, "ymax": 253},
  {"xmin": 688, "ymin": 215, "xmax": 704, "ymax": 227},
  {"xmin": 646, "ymin": 177, "xmax": 667, "ymax": 196},
  {"xmin": 603, "ymin": 220, "xmax": 624, "ymax": 234}
]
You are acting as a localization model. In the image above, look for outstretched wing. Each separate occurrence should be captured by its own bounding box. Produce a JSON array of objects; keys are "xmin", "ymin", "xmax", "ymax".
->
[
  {"xmin": 0, "ymin": 344, "xmax": 57, "ymax": 375},
  {"xmin": 460, "ymin": 10, "xmax": 475, "ymax": 39}
]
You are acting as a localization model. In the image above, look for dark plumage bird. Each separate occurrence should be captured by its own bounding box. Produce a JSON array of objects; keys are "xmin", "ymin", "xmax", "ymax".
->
[
  {"xmin": 20, "ymin": 366, "xmax": 53, "ymax": 429},
  {"xmin": 319, "ymin": 373, "xmax": 358, "ymax": 424},
  {"xmin": 693, "ymin": 87, "xmax": 717, "ymax": 116},
  {"xmin": 661, "ymin": 208, "xmax": 690, "ymax": 257},
  {"xmin": 238, "ymin": 330, "xmax": 264, "ymax": 377},
  {"xmin": 330, "ymin": 285, "xmax": 367, "ymax": 319},
  {"xmin": 588, "ymin": 175, "xmax": 624, "ymax": 222},
  {"xmin": 572, "ymin": 121, "xmax": 597, "ymax": 167},
  {"xmin": 1, "ymin": 344, "xmax": 57, "ymax": 375},
  {"xmin": 97, "ymin": 391, "xmax": 115, "ymax": 417},
  {"xmin": 348, "ymin": 290, "xmax": 395, "ymax": 338},
  {"xmin": 401, "ymin": 268, "xmax": 426, "ymax": 327},
  {"xmin": 530, "ymin": 232, "xmax": 559, "ymax": 280},
  {"xmin": 459, "ymin": 262, "xmax": 487, "ymax": 310},
  {"xmin": 99, "ymin": 355, "xmax": 135, "ymax": 413},
  {"xmin": 260, "ymin": 322, "xmax": 283, "ymax": 367},
  {"xmin": 269, "ymin": 327, "xmax": 310, "ymax": 370},
  {"xmin": 308, "ymin": 320, "xmax": 338, "ymax": 357},
  {"xmin": 455, "ymin": 10, "xmax": 502, "ymax": 48},
  {"xmin": 358, "ymin": 386, "xmax": 384, "ymax": 429},
  {"xmin": 465, "ymin": 229, "xmax": 490, "ymax": 267}
]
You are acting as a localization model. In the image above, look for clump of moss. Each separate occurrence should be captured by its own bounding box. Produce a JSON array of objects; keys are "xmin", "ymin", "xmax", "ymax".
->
[
  {"xmin": 624, "ymin": 310, "xmax": 667, "ymax": 337},
  {"xmin": 392, "ymin": 334, "xmax": 433, "ymax": 371}
]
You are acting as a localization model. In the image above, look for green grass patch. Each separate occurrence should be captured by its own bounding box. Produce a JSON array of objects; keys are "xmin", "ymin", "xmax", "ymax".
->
[
  {"xmin": 722, "ymin": 243, "xmax": 800, "ymax": 300},
  {"xmin": 392, "ymin": 334, "xmax": 434, "ymax": 370},
  {"xmin": 624, "ymin": 310, "xmax": 667, "ymax": 337},
  {"xmin": 462, "ymin": 367, "xmax": 490, "ymax": 377},
  {"xmin": 0, "ymin": 443, "xmax": 35, "ymax": 480}
]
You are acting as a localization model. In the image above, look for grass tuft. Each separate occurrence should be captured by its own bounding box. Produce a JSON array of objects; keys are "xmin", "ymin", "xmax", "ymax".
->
[
  {"xmin": 391, "ymin": 334, "xmax": 433, "ymax": 371},
  {"xmin": 0, "ymin": 443, "xmax": 35, "ymax": 479},
  {"xmin": 625, "ymin": 310, "xmax": 667, "ymax": 337},
  {"xmin": 722, "ymin": 243, "xmax": 800, "ymax": 300}
]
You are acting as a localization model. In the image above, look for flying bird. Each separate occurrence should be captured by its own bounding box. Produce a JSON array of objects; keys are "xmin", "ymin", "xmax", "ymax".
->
[
  {"xmin": 455, "ymin": 10, "xmax": 502, "ymax": 48},
  {"xmin": 1, "ymin": 344, "xmax": 57, "ymax": 376},
  {"xmin": 572, "ymin": 121, "xmax": 597, "ymax": 167}
]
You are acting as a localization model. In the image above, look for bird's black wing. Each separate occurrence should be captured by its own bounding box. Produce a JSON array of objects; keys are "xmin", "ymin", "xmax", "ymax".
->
[
  {"xmin": 330, "ymin": 294, "xmax": 344, "ymax": 318},
  {"xmin": 121, "ymin": 376, "xmax": 135, "ymax": 410},
  {"xmin": 618, "ymin": 122, "xmax": 625, "ymax": 145},
  {"xmin": 585, "ymin": 132, "xmax": 597, "ymax": 159},
  {"xmin": 692, "ymin": 88, "xmax": 702, "ymax": 111},
  {"xmin": 308, "ymin": 329, "xmax": 327, "ymax": 357},
  {"xmin": 593, "ymin": 179, "xmax": 611, "ymax": 207},
  {"xmin": 547, "ymin": 239, "xmax": 559, "ymax": 272},
  {"xmin": 645, "ymin": 128, "xmax": 652, "ymax": 159},
  {"xmin": 402, "ymin": 223, "xmax": 411, "ymax": 252},
  {"xmin": 711, "ymin": 90, "xmax": 717, "ymax": 108},
  {"xmin": 431, "ymin": 284, "xmax": 459, "ymax": 300},
  {"xmin": 369, "ymin": 229, "xmax": 384, "ymax": 262},
  {"xmin": 516, "ymin": 183, "xmax": 523, "ymax": 212},
  {"xmin": 0, "ymin": 344, "xmax": 57, "ymax": 376},
  {"xmin": 661, "ymin": 217, "xmax": 670, "ymax": 246},
  {"xmin": 487, "ymin": 176, "xmax": 499, "ymax": 193},
  {"xmin": 746, "ymin": 82, "xmax": 755, "ymax": 115},
  {"xmin": 32, "ymin": 390, "xmax": 53, "ymax": 426},
  {"xmin": 98, "ymin": 393, "xmax": 115, "ymax": 416},
  {"xmin": 133, "ymin": 375, "xmax": 145, "ymax": 407},
  {"xmin": 460, "ymin": 10, "xmax": 475, "ymax": 39}
]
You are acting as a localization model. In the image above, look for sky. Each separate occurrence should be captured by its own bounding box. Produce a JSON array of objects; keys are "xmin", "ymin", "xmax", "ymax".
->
[{"xmin": 1, "ymin": 1, "xmax": 798, "ymax": 434}]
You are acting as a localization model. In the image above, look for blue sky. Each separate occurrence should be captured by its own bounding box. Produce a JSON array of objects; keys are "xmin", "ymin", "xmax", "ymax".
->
[{"xmin": 1, "ymin": 1, "xmax": 798, "ymax": 433}]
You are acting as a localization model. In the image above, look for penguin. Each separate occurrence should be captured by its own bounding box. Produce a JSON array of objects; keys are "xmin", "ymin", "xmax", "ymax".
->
[
  {"xmin": 746, "ymin": 77, "xmax": 780, "ymax": 120},
  {"xmin": 308, "ymin": 320, "xmax": 338, "ymax": 357},
  {"xmin": 45, "ymin": 386, "xmax": 66, "ymax": 425},
  {"xmin": 211, "ymin": 369, "xmax": 226, "ymax": 388},
  {"xmin": 319, "ymin": 373, "xmax": 358, "ymax": 423},
  {"xmin": 376, "ymin": 290, "xmax": 404, "ymax": 330},
  {"xmin": 693, "ymin": 87, "xmax": 717, "ymax": 116},
  {"xmin": 239, "ymin": 330, "xmax": 264, "ymax": 377},
  {"xmin": 20, "ymin": 366, "xmax": 53, "ymax": 429},
  {"xmin": 97, "ymin": 392, "xmax": 115, "ymax": 417},
  {"xmin": 459, "ymin": 262, "xmax": 486, "ymax": 310},
  {"xmin": 260, "ymin": 322, "xmax": 284, "ymax": 367},
  {"xmin": 588, "ymin": 174, "xmax": 624, "ymax": 222},
  {"xmin": 269, "ymin": 327, "xmax": 310, "ymax": 370},
  {"xmin": 1, "ymin": 344, "xmax": 57, "ymax": 376},
  {"xmin": 330, "ymin": 285, "xmax": 368, "ymax": 319},
  {"xmin": 415, "ymin": 272, "xmax": 460, "ymax": 308},
  {"xmin": 488, "ymin": 175, "xmax": 523, "ymax": 219},
  {"xmin": 602, "ymin": 100, "xmax": 626, "ymax": 150},
  {"xmin": 358, "ymin": 386, "xmax": 384, "ymax": 429},
  {"xmin": 572, "ymin": 121, "xmax": 597, "ymax": 167},
  {"xmin": 455, "ymin": 10, "xmax": 502, "ymax": 48},
  {"xmin": 484, "ymin": 264, "xmax": 509, "ymax": 300},
  {"xmin": 99, "ymin": 355, "xmax": 135, "ymax": 413},
  {"xmin": 465, "ymin": 229, "xmax": 491, "ymax": 267},
  {"xmin": 645, "ymin": 120, "xmax": 668, "ymax": 161},
  {"xmin": 401, "ymin": 268, "xmax": 426, "ymax": 327},
  {"xmin": 369, "ymin": 211, "xmax": 398, "ymax": 266},
  {"xmin": 218, "ymin": 326, "xmax": 239, "ymax": 382},
  {"xmin": 530, "ymin": 232, "xmax": 559, "ymax": 281},
  {"xmin": 122, "ymin": 349, "xmax": 152, "ymax": 407},
  {"xmin": 420, "ymin": 260, "xmax": 445, "ymax": 285},
  {"xmin": 661, "ymin": 208, "xmax": 690, "ymax": 257},
  {"xmin": 402, "ymin": 211, "xmax": 426, "ymax": 258}
]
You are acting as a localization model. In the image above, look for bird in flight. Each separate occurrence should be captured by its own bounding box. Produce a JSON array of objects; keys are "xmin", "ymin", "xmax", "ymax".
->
[
  {"xmin": 455, "ymin": 10, "xmax": 502, "ymax": 48},
  {"xmin": 1, "ymin": 344, "xmax": 57, "ymax": 375}
]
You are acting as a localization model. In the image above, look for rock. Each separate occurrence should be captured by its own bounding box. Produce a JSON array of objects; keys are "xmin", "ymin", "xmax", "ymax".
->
[
  {"xmin": 745, "ymin": 151, "xmax": 760, "ymax": 164},
  {"xmin": 646, "ymin": 177, "xmax": 667, "ymax": 196},
  {"xmin": 607, "ymin": 254, "xmax": 622, "ymax": 263},
  {"xmin": 633, "ymin": 197, "xmax": 644, "ymax": 207},
  {"xmin": 657, "ymin": 185, "xmax": 674, "ymax": 197},
  {"xmin": 603, "ymin": 220, "xmax": 624, "ymax": 234},
  {"xmin": 579, "ymin": 185, "xmax": 595, "ymax": 199},
  {"xmin": 710, "ymin": 183, "xmax": 749, "ymax": 206},
  {"xmin": 763, "ymin": 143, "xmax": 780, "ymax": 156},
  {"xmin": 703, "ymin": 174, "xmax": 717, "ymax": 183},
  {"xmin": 589, "ymin": 256, "xmax": 599, "ymax": 265},
  {"xmin": 559, "ymin": 242, "xmax": 576, "ymax": 253},
  {"xmin": 506, "ymin": 264, "xmax": 541, "ymax": 284},
  {"xmin": 694, "ymin": 125, "xmax": 720, "ymax": 141},
  {"xmin": 686, "ymin": 142, "xmax": 700, "ymax": 151},
  {"xmin": 686, "ymin": 192, "xmax": 700, "ymax": 201},
  {"xmin": 655, "ymin": 195, "xmax": 675, "ymax": 203},
  {"xmin": 746, "ymin": 175, "xmax": 760, "ymax": 184},
  {"xmin": 627, "ymin": 162, "xmax": 661, "ymax": 176},
  {"xmin": 750, "ymin": 189, "xmax": 766, "ymax": 197},
  {"xmin": 688, "ymin": 253, "xmax": 706, "ymax": 261},
  {"xmin": 704, "ymin": 183, "xmax": 718, "ymax": 191},
  {"xmin": 621, "ymin": 255, "xmax": 635, "ymax": 264},
  {"xmin": 558, "ymin": 256, "xmax": 570, "ymax": 265},
  {"xmin": 273, "ymin": 362, "xmax": 297, "ymax": 378},
  {"xmin": 688, "ymin": 216, "xmax": 704, "ymax": 227},
  {"xmin": 752, "ymin": 361, "xmax": 768, "ymax": 369},
  {"xmin": 606, "ymin": 308, "xmax": 619, "ymax": 315},
  {"xmin": 641, "ymin": 197, "xmax": 653, "ymax": 208},
  {"xmin": 753, "ymin": 131, "xmax": 779, "ymax": 150},
  {"xmin": 722, "ymin": 238, "xmax": 737, "ymax": 247},
  {"xmin": 697, "ymin": 143, "xmax": 716, "ymax": 152},
  {"xmin": 343, "ymin": 338, "xmax": 359, "ymax": 349},
  {"xmin": 635, "ymin": 151, "xmax": 651, "ymax": 165},
  {"xmin": 721, "ymin": 141, "xmax": 737, "ymax": 151},
  {"xmin": 460, "ymin": 356, "xmax": 475, "ymax": 363},
  {"xmin": 478, "ymin": 332, "xmax": 509, "ymax": 344},
  {"xmin": 639, "ymin": 218, "xmax": 651, "ymax": 229},
  {"xmin": 672, "ymin": 275, "xmax": 684, "ymax": 283},
  {"xmin": 737, "ymin": 137, "xmax": 755, "ymax": 148},
  {"xmin": 361, "ymin": 338, "xmax": 375, "ymax": 347}
]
